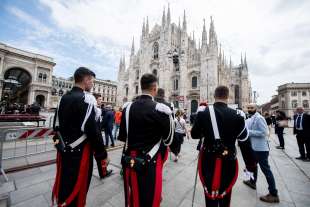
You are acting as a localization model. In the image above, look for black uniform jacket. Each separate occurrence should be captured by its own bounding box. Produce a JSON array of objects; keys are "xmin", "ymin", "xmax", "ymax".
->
[
  {"xmin": 294, "ymin": 113, "xmax": 310, "ymax": 137},
  {"xmin": 191, "ymin": 102, "xmax": 248, "ymax": 153},
  {"xmin": 118, "ymin": 94, "xmax": 172, "ymax": 152},
  {"xmin": 54, "ymin": 86, "xmax": 107, "ymax": 158}
]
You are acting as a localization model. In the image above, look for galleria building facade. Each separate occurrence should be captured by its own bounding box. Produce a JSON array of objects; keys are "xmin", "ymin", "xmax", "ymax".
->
[
  {"xmin": 117, "ymin": 7, "xmax": 252, "ymax": 113},
  {"xmin": 0, "ymin": 43, "xmax": 117, "ymax": 109}
]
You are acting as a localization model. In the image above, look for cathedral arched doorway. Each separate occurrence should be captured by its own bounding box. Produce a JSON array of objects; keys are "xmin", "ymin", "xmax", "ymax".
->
[
  {"xmin": 35, "ymin": 95, "xmax": 45, "ymax": 107},
  {"xmin": 191, "ymin": 100, "xmax": 198, "ymax": 114},
  {"xmin": 1, "ymin": 67, "xmax": 32, "ymax": 105}
]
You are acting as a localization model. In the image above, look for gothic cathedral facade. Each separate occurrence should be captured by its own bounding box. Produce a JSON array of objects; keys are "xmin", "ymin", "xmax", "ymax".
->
[{"xmin": 117, "ymin": 7, "xmax": 252, "ymax": 114}]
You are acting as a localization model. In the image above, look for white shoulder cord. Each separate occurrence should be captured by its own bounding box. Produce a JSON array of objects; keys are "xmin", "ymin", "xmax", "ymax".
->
[
  {"xmin": 209, "ymin": 105, "xmax": 220, "ymax": 140},
  {"xmin": 124, "ymin": 102, "xmax": 133, "ymax": 151},
  {"xmin": 81, "ymin": 97, "xmax": 95, "ymax": 132},
  {"xmin": 54, "ymin": 97, "xmax": 62, "ymax": 128},
  {"xmin": 163, "ymin": 114, "xmax": 174, "ymax": 146}
]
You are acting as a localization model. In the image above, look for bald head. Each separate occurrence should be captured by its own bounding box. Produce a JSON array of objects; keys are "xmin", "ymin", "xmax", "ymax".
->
[{"xmin": 247, "ymin": 103, "xmax": 257, "ymax": 115}]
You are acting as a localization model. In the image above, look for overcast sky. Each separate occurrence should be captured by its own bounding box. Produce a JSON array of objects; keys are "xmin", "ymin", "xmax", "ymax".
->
[{"xmin": 0, "ymin": 0, "xmax": 309, "ymax": 104}]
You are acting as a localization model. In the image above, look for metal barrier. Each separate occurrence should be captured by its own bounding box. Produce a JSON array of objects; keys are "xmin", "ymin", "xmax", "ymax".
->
[{"xmin": 0, "ymin": 126, "xmax": 55, "ymax": 181}]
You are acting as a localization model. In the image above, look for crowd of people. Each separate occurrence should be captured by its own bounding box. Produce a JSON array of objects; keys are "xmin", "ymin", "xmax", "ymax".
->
[
  {"xmin": 51, "ymin": 67, "xmax": 309, "ymax": 207},
  {"xmin": 0, "ymin": 101, "xmax": 41, "ymax": 115}
]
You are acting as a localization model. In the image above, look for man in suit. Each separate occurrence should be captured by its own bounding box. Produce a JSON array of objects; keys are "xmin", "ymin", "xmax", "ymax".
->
[
  {"xmin": 103, "ymin": 105, "xmax": 115, "ymax": 147},
  {"xmin": 294, "ymin": 107, "xmax": 310, "ymax": 161}
]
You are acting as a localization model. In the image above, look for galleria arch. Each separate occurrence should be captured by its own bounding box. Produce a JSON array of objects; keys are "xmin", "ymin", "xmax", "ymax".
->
[{"xmin": 0, "ymin": 43, "xmax": 55, "ymax": 108}]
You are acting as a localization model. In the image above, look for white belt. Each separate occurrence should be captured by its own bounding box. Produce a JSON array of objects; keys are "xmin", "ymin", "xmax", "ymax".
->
[
  {"xmin": 147, "ymin": 140, "xmax": 161, "ymax": 159},
  {"xmin": 69, "ymin": 134, "xmax": 87, "ymax": 149}
]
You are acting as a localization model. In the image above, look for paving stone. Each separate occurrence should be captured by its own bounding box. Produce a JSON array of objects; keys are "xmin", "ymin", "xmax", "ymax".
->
[
  {"xmin": 10, "ymin": 181, "xmax": 50, "ymax": 205},
  {"xmin": 11, "ymin": 195, "xmax": 48, "ymax": 207},
  {"xmin": 6, "ymin": 131, "xmax": 310, "ymax": 207}
]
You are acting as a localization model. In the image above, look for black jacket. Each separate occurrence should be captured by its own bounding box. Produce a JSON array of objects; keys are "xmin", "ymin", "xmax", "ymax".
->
[
  {"xmin": 191, "ymin": 102, "xmax": 248, "ymax": 153},
  {"xmin": 54, "ymin": 87, "xmax": 107, "ymax": 158},
  {"xmin": 294, "ymin": 113, "xmax": 310, "ymax": 137},
  {"xmin": 118, "ymin": 94, "xmax": 173, "ymax": 152}
]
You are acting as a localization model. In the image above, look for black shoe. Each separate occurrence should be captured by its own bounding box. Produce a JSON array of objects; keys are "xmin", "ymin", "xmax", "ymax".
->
[
  {"xmin": 243, "ymin": 180, "xmax": 256, "ymax": 190},
  {"xmin": 302, "ymin": 158, "xmax": 310, "ymax": 162},
  {"xmin": 101, "ymin": 169, "xmax": 113, "ymax": 179},
  {"xmin": 296, "ymin": 156, "xmax": 306, "ymax": 160},
  {"xmin": 276, "ymin": 146, "xmax": 284, "ymax": 149},
  {"xmin": 110, "ymin": 144, "xmax": 115, "ymax": 148}
]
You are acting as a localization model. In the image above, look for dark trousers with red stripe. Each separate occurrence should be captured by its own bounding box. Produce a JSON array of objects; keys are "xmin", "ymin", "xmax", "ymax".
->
[
  {"xmin": 199, "ymin": 152, "xmax": 238, "ymax": 207},
  {"xmin": 204, "ymin": 191, "xmax": 232, "ymax": 207},
  {"xmin": 123, "ymin": 152, "xmax": 164, "ymax": 207},
  {"xmin": 58, "ymin": 150, "xmax": 93, "ymax": 206}
]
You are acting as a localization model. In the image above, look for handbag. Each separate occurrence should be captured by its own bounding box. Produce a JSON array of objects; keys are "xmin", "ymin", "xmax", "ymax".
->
[{"xmin": 278, "ymin": 120, "xmax": 288, "ymax": 128}]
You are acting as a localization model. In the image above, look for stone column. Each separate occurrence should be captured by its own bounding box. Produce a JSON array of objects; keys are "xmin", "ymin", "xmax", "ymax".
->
[
  {"xmin": 46, "ymin": 91, "xmax": 51, "ymax": 109},
  {"xmin": 0, "ymin": 55, "xmax": 4, "ymax": 79}
]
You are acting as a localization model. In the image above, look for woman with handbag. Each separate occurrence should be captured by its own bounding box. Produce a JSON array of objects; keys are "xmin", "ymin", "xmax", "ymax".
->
[
  {"xmin": 275, "ymin": 110, "xmax": 287, "ymax": 149},
  {"xmin": 170, "ymin": 110, "xmax": 189, "ymax": 162}
]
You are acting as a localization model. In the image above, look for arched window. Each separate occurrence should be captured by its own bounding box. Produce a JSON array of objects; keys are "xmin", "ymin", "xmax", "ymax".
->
[
  {"xmin": 43, "ymin": 74, "xmax": 47, "ymax": 83},
  {"xmin": 38, "ymin": 73, "xmax": 43, "ymax": 82},
  {"xmin": 192, "ymin": 76, "xmax": 198, "ymax": 88},
  {"xmin": 174, "ymin": 79, "xmax": 179, "ymax": 90},
  {"xmin": 59, "ymin": 89, "xmax": 64, "ymax": 96},
  {"xmin": 291, "ymin": 100, "xmax": 298, "ymax": 108},
  {"xmin": 51, "ymin": 88, "xmax": 57, "ymax": 95},
  {"xmin": 234, "ymin": 85, "xmax": 240, "ymax": 106},
  {"xmin": 191, "ymin": 100, "xmax": 198, "ymax": 114},
  {"xmin": 303, "ymin": 100, "xmax": 309, "ymax": 108},
  {"xmin": 153, "ymin": 42, "xmax": 159, "ymax": 59},
  {"xmin": 135, "ymin": 85, "xmax": 139, "ymax": 94},
  {"xmin": 281, "ymin": 101, "xmax": 285, "ymax": 108},
  {"xmin": 136, "ymin": 70, "xmax": 139, "ymax": 80},
  {"xmin": 126, "ymin": 87, "xmax": 129, "ymax": 96}
]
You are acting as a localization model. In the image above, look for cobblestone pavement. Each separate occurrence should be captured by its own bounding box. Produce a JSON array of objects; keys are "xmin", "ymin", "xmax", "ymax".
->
[{"xmin": 1, "ymin": 128, "xmax": 310, "ymax": 207}]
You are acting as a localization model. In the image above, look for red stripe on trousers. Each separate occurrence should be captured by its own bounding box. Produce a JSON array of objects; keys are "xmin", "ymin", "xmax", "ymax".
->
[
  {"xmin": 152, "ymin": 154, "xmax": 163, "ymax": 207},
  {"xmin": 212, "ymin": 158, "xmax": 222, "ymax": 192},
  {"xmin": 52, "ymin": 144, "xmax": 91, "ymax": 207}
]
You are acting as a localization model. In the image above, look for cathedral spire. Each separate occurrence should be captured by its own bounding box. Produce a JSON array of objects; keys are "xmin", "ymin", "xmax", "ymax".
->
[
  {"xmin": 182, "ymin": 10, "xmax": 187, "ymax": 32},
  {"xmin": 229, "ymin": 56, "xmax": 232, "ymax": 69},
  {"xmin": 123, "ymin": 54, "xmax": 126, "ymax": 68},
  {"xmin": 146, "ymin": 16, "xmax": 149, "ymax": 34},
  {"xmin": 162, "ymin": 7, "xmax": 166, "ymax": 28},
  {"xmin": 142, "ymin": 18, "xmax": 145, "ymax": 37},
  {"xmin": 119, "ymin": 56, "xmax": 123, "ymax": 69},
  {"xmin": 202, "ymin": 18, "xmax": 207, "ymax": 47},
  {"xmin": 178, "ymin": 16, "xmax": 181, "ymax": 29},
  {"xmin": 244, "ymin": 52, "xmax": 247, "ymax": 66},
  {"xmin": 167, "ymin": 3, "xmax": 171, "ymax": 25},
  {"xmin": 209, "ymin": 16, "xmax": 217, "ymax": 46},
  {"xmin": 131, "ymin": 37, "xmax": 135, "ymax": 56}
]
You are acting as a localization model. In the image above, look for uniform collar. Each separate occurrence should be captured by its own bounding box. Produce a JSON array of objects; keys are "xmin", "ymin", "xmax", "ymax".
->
[
  {"xmin": 214, "ymin": 102, "xmax": 227, "ymax": 107},
  {"xmin": 72, "ymin": 86, "xmax": 84, "ymax": 92},
  {"xmin": 140, "ymin": 94, "xmax": 154, "ymax": 101}
]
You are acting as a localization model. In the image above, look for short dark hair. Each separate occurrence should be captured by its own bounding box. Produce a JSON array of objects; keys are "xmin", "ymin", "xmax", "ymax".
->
[
  {"xmin": 74, "ymin": 67, "xmax": 96, "ymax": 83},
  {"xmin": 214, "ymin": 85, "xmax": 229, "ymax": 99},
  {"xmin": 140, "ymin": 73, "xmax": 158, "ymax": 90},
  {"xmin": 157, "ymin": 88, "xmax": 165, "ymax": 98}
]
